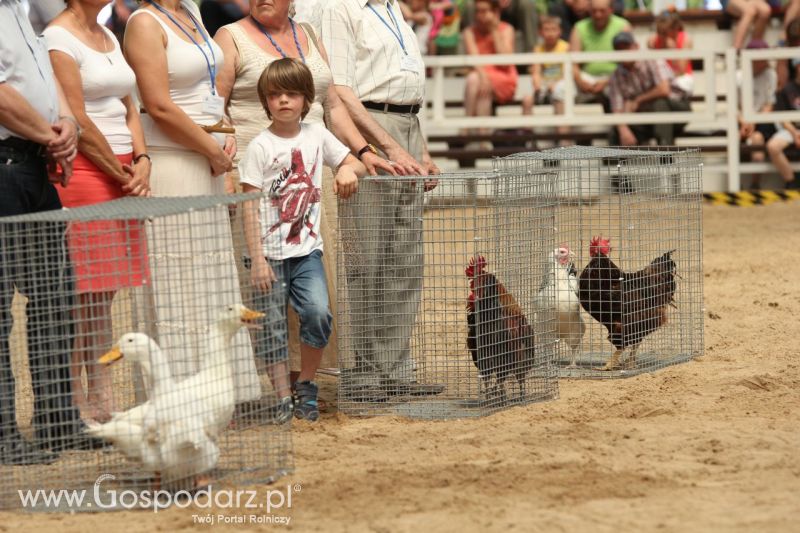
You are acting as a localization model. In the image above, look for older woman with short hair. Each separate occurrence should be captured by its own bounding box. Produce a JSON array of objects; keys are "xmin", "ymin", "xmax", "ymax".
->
[{"xmin": 214, "ymin": 0, "xmax": 396, "ymax": 399}]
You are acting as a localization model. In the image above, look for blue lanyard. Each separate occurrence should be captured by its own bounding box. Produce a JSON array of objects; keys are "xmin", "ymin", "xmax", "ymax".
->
[
  {"xmin": 250, "ymin": 16, "xmax": 306, "ymax": 64},
  {"xmin": 148, "ymin": 1, "xmax": 218, "ymax": 94},
  {"xmin": 366, "ymin": 2, "xmax": 407, "ymax": 55}
]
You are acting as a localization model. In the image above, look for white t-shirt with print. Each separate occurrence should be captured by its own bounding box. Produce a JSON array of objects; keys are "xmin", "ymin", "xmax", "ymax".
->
[{"xmin": 239, "ymin": 122, "xmax": 350, "ymax": 260}]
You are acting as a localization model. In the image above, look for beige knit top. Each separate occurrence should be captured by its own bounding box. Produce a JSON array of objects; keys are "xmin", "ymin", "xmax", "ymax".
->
[{"xmin": 221, "ymin": 21, "xmax": 332, "ymax": 166}]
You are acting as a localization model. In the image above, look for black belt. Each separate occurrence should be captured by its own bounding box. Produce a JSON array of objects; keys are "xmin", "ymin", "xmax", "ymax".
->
[
  {"xmin": 362, "ymin": 101, "xmax": 420, "ymax": 115},
  {"xmin": 0, "ymin": 136, "xmax": 46, "ymax": 156}
]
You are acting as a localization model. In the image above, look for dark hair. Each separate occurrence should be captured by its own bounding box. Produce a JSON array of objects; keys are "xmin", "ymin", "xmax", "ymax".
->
[
  {"xmin": 655, "ymin": 9, "xmax": 683, "ymax": 33},
  {"xmin": 256, "ymin": 58, "xmax": 315, "ymax": 119},
  {"xmin": 539, "ymin": 15, "xmax": 562, "ymax": 29},
  {"xmin": 475, "ymin": 0, "xmax": 501, "ymax": 9}
]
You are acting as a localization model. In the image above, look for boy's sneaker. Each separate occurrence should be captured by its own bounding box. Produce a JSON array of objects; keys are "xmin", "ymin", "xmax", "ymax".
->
[
  {"xmin": 274, "ymin": 396, "xmax": 294, "ymax": 425},
  {"xmin": 293, "ymin": 381, "xmax": 320, "ymax": 422}
]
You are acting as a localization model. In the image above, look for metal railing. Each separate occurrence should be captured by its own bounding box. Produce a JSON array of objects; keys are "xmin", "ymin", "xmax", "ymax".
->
[{"xmin": 423, "ymin": 47, "xmax": 800, "ymax": 191}]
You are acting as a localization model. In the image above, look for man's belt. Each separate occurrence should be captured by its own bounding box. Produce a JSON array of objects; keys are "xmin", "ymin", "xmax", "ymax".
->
[
  {"xmin": 0, "ymin": 136, "xmax": 46, "ymax": 157},
  {"xmin": 362, "ymin": 101, "xmax": 421, "ymax": 115}
]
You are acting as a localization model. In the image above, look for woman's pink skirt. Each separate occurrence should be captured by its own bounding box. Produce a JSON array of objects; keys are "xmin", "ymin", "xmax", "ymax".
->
[{"xmin": 56, "ymin": 152, "xmax": 148, "ymax": 293}]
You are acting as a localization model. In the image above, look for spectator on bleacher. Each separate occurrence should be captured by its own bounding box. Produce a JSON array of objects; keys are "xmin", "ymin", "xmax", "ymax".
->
[
  {"xmin": 461, "ymin": 0, "xmax": 540, "ymax": 51},
  {"xmin": 430, "ymin": 1, "xmax": 463, "ymax": 54},
  {"xmin": 766, "ymin": 58, "xmax": 800, "ymax": 189},
  {"xmin": 200, "ymin": 0, "xmax": 249, "ymax": 37},
  {"xmin": 569, "ymin": 0, "xmax": 631, "ymax": 113},
  {"xmin": 777, "ymin": 17, "xmax": 800, "ymax": 90},
  {"xmin": 522, "ymin": 15, "xmax": 570, "ymax": 141},
  {"xmin": 548, "ymin": 0, "xmax": 589, "ymax": 41},
  {"xmin": 647, "ymin": 9, "xmax": 694, "ymax": 95},
  {"xmin": 44, "ymin": 0, "xmax": 150, "ymax": 423},
  {"xmin": 463, "ymin": 0, "xmax": 518, "ymax": 133},
  {"xmin": 401, "ymin": 0, "xmax": 434, "ymax": 54},
  {"xmin": 737, "ymin": 39, "xmax": 777, "ymax": 189},
  {"xmin": 723, "ymin": 0, "xmax": 771, "ymax": 50},
  {"xmin": 607, "ymin": 31, "xmax": 691, "ymax": 146}
]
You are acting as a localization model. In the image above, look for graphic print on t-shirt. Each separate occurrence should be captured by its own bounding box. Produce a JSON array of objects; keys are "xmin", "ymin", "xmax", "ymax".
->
[{"xmin": 268, "ymin": 147, "xmax": 321, "ymax": 245}]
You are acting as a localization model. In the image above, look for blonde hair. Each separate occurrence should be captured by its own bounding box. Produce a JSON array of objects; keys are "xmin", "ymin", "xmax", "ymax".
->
[{"xmin": 256, "ymin": 58, "xmax": 315, "ymax": 120}]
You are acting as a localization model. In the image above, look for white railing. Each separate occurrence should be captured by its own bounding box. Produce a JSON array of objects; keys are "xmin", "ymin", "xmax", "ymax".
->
[{"xmin": 423, "ymin": 47, "xmax": 800, "ymax": 192}]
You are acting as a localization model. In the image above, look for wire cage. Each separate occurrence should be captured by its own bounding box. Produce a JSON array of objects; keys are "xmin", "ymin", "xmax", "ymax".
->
[
  {"xmin": 496, "ymin": 146, "xmax": 704, "ymax": 379},
  {"xmin": 0, "ymin": 194, "xmax": 292, "ymax": 511},
  {"xmin": 337, "ymin": 170, "xmax": 560, "ymax": 418}
]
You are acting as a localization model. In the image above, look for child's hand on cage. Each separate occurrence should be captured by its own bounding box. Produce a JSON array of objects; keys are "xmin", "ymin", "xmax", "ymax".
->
[
  {"xmin": 334, "ymin": 166, "xmax": 359, "ymax": 199},
  {"xmin": 251, "ymin": 257, "xmax": 277, "ymax": 293}
]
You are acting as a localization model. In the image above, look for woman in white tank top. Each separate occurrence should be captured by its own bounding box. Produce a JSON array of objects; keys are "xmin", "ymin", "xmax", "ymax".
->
[
  {"xmin": 44, "ymin": 0, "xmax": 150, "ymax": 424},
  {"xmin": 124, "ymin": 0, "xmax": 262, "ymax": 406}
]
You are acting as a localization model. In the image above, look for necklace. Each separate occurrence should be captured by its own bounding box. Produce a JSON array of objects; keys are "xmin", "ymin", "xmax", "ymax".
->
[
  {"xmin": 250, "ymin": 16, "xmax": 306, "ymax": 63},
  {"xmin": 152, "ymin": 1, "xmax": 199, "ymax": 33},
  {"xmin": 68, "ymin": 8, "xmax": 112, "ymax": 64}
]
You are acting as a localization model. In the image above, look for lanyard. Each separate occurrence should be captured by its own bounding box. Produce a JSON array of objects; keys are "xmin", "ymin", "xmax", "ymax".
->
[
  {"xmin": 250, "ymin": 16, "xmax": 306, "ymax": 64},
  {"xmin": 366, "ymin": 2, "xmax": 407, "ymax": 55},
  {"xmin": 148, "ymin": 1, "xmax": 218, "ymax": 94}
]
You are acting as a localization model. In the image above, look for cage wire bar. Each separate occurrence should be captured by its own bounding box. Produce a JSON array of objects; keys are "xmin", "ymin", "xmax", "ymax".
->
[
  {"xmin": 0, "ymin": 194, "xmax": 292, "ymax": 511},
  {"xmin": 496, "ymin": 146, "xmax": 704, "ymax": 379},
  {"xmin": 337, "ymin": 170, "xmax": 559, "ymax": 418}
]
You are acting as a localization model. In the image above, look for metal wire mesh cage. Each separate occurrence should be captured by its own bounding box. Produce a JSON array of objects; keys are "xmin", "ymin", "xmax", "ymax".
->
[
  {"xmin": 0, "ymin": 194, "xmax": 292, "ymax": 510},
  {"xmin": 497, "ymin": 146, "xmax": 704, "ymax": 378},
  {"xmin": 337, "ymin": 170, "xmax": 560, "ymax": 418}
]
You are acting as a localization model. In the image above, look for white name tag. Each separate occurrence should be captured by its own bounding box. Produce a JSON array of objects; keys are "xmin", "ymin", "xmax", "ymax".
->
[
  {"xmin": 203, "ymin": 93, "xmax": 225, "ymax": 118},
  {"xmin": 400, "ymin": 54, "xmax": 418, "ymax": 73}
]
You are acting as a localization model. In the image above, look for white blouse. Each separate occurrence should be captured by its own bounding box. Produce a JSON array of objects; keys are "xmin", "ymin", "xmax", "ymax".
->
[{"xmin": 43, "ymin": 24, "xmax": 136, "ymax": 154}]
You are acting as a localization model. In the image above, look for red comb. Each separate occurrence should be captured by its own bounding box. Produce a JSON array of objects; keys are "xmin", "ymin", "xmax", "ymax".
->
[
  {"xmin": 464, "ymin": 255, "xmax": 488, "ymax": 278},
  {"xmin": 589, "ymin": 236, "xmax": 611, "ymax": 257}
]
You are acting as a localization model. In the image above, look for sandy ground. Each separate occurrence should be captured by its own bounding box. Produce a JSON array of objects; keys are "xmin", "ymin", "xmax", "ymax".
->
[{"xmin": 2, "ymin": 201, "xmax": 799, "ymax": 532}]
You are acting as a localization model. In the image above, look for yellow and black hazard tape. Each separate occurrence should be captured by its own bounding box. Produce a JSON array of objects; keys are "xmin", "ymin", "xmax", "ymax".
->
[{"xmin": 703, "ymin": 190, "xmax": 800, "ymax": 206}]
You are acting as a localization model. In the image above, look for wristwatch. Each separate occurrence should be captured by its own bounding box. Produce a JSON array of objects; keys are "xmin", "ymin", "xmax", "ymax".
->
[{"xmin": 357, "ymin": 143, "xmax": 378, "ymax": 160}]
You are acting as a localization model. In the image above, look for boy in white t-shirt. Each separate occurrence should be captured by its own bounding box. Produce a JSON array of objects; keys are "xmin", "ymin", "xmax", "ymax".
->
[{"xmin": 240, "ymin": 58, "xmax": 365, "ymax": 422}]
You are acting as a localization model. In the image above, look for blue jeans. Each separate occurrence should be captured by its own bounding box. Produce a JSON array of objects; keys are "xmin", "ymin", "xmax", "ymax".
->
[
  {"xmin": 0, "ymin": 142, "xmax": 81, "ymax": 441},
  {"xmin": 247, "ymin": 250, "xmax": 333, "ymax": 364}
]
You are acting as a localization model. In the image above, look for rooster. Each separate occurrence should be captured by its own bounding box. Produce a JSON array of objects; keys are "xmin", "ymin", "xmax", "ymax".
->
[
  {"xmin": 535, "ymin": 245, "xmax": 585, "ymax": 368},
  {"xmin": 578, "ymin": 236, "xmax": 677, "ymax": 370},
  {"xmin": 466, "ymin": 256, "xmax": 535, "ymax": 403}
]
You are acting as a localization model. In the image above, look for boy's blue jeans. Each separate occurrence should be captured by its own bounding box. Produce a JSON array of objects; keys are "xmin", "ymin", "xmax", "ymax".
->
[{"xmin": 248, "ymin": 249, "xmax": 333, "ymax": 364}]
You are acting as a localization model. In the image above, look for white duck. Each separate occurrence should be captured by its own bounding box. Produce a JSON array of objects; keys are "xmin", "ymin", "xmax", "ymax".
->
[{"xmin": 88, "ymin": 304, "xmax": 263, "ymax": 482}]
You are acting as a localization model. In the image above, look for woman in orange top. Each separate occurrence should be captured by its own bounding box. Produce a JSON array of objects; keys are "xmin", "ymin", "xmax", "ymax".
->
[{"xmin": 462, "ymin": 0, "xmax": 517, "ymax": 133}]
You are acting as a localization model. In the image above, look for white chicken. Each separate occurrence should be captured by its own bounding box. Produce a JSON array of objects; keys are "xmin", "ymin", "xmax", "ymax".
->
[{"xmin": 535, "ymin": 245, "xmax": 585, "ymax": 369}]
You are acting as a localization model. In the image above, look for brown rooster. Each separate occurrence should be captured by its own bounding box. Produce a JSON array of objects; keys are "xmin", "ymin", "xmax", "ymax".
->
[
  {"xmin": 578, "ymin": 236, "xmax": 677, "ymax": 370},
  {"xmin": 466, "ymin": 256, "xmax": 535, "ymax": 403}
]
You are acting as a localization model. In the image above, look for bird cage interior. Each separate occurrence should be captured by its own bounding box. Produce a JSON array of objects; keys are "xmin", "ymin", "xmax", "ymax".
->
[
  {"xmin": 337, "ymin": 170, "xmax": 559, "ymax": 418},
  {"xmin": 497, "ymin": 146, "xmax": 704, "ymax": 379},
  {"xmin": 0, "ymin": 195, "xmax": 292, "ymax": 510}
]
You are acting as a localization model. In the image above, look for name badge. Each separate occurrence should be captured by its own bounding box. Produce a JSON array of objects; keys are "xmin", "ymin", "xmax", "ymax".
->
[
  {"xmin": 400, "ymin": 54, "xmax": 418, "ymax": 73},
  {"xmin": 203, "ymin": 93, "xmax": 225, "ymax": 118}
]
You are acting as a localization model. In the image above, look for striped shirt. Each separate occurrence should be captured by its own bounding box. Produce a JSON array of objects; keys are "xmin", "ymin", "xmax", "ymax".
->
[
  {"xmin": 321, "ymin": 0, "xmax": 425, "ymax": 105},
  {"xmin": 608, "ymin": 59, "xmax": 685, "ymax": 113}
]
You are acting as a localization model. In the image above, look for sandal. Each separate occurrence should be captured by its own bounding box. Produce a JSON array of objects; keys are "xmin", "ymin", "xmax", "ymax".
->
[{"xmin": 293, "ymin": 381, "xmax": 320, "ymax": 422}]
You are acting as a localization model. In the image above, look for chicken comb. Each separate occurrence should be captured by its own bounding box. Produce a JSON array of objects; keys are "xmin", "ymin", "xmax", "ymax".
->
[
  {"xmin": 464, "ymin": 255, "xmax": 488, "ymax": 278},
  {"xmin": 589, "ymin": 236, "xmax": 612, "ymax": 257}
]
